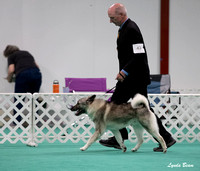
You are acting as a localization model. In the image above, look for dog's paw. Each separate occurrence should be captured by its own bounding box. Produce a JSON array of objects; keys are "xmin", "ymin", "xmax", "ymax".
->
[
  {"xmin": 163, "ymin": 148, "xmax": 167, "ymax": 154},
  {"xmin": 122, "ymin": 146, "xmax": 127, "ymax": 152},
  {"xmin": 131, "ymin": 148, "xmax": 138, "ymax": 152},
  {"xmin": 80, "ymin": 147, "xmax": 86, "ymax": 151}
]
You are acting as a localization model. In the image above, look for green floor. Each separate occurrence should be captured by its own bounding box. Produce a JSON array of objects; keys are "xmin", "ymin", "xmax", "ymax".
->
[{"xmin": 0, "ymin": 141, "xmax": 199, "ymax": 171}]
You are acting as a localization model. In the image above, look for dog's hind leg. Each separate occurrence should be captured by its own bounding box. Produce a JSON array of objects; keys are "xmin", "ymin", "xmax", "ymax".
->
[
  {"xmin": 146, "ymin": 128, "xmax": 167, "ymax": 153},
  {"xmin": 139, "ymin": 114, "xmax": 167, "ymax": 153},
  {"xmin": 131, "ymin": 124, "xmax": 144, "ymax": 152},
  {"xmin": 112, "ymin": 130, "xmax": 127, "ymax": 152}
]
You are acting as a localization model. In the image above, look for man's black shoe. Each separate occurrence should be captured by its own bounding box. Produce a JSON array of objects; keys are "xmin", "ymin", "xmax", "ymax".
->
[
  {"xmin": 153, "ymin": 137, "xmax": 176, "ymax": 152},
  {"xmin": 99, "ymin": 137, "xmax": 122, "ymax": 149}
]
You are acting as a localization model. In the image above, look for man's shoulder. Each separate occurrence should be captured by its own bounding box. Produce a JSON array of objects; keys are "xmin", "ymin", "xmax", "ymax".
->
[
  {"xmin": 126, "ymin": 19, "xmax": 139, "ymax": 28},
  {"xmin": 124, "ymin": 19, "xmax": 141, "ymax": 36}
]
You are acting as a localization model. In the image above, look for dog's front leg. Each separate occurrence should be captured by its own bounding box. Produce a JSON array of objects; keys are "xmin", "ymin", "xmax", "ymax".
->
[
  {"xmin": 80, "ymin": 130, "xmax": 100, "ymax": 151},
  {"xmin": 112, "ymin": 130, "xmax": 127, "ymax": 152}
]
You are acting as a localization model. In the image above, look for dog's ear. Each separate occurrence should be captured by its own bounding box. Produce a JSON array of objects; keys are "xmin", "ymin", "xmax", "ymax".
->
[{"xmin": 86, "ymin": 95, "xmax": 96, "ymax": 104}]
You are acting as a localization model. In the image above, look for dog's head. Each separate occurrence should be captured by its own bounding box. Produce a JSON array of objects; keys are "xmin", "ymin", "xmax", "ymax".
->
[{"xmin": 70, "ymin": 95, "xmax": 96, "ymax": 116}]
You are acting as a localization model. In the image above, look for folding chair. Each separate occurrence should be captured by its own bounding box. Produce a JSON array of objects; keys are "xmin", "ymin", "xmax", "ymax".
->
[{"xmin": 147, "ymin": 74, "xmax": 171, "ymax": 94}]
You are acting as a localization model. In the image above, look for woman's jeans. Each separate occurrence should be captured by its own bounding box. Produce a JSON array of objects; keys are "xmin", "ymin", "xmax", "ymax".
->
[
  {"xmin": 14, "ymin": 68, "xmax": 42, "ymax": 122},
  {"xmin": 15, "ymin": 67, "xmax": 42, "ymax": 93}
]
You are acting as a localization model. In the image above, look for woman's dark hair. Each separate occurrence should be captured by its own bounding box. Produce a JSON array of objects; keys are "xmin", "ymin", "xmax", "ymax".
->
[{"xmin": 4, "ymin": 45, "xmax": 20, "ymax": 57}]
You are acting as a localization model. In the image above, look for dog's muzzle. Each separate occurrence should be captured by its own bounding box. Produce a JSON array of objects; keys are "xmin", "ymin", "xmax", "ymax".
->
[{"xmin": 69, "ymin": 105, "xmax": 86, "ymax": 116}]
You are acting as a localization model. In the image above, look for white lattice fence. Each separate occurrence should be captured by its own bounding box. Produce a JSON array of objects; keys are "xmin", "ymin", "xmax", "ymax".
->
[
  {"xmin": 148, "ymin": 94, "xmax": 200, "ymax": 143},
  {"xmin": 0, "ymin": 93, "xmax": 32, "ymax": 144},
  {"xmin": 0, "ymin": 93, "xmax": 200, "ymax": 145}
]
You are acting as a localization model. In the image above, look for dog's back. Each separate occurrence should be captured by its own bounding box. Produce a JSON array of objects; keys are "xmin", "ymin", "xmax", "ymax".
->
[{"xmin": 89, "ymin": 94, "xmax": 150, "ymax": 125}]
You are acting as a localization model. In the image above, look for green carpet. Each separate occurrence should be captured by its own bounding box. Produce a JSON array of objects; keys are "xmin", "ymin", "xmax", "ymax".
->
[{"xmin": 0, "ymin": 141, "xmax": 199, "ymax": 171}]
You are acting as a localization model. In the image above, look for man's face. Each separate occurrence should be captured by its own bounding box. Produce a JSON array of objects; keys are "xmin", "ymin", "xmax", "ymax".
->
[{"xmin": 108, "ymin": 9, "xmax": 122, "ymax": 26}]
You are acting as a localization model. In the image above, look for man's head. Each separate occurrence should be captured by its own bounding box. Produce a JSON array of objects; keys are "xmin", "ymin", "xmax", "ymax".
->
[{"xmin": 108, "ymin": 3, "xmax": 128, "ymax": 26}]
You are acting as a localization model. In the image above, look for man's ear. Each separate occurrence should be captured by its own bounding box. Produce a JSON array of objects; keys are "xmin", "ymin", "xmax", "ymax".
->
[{"xmin": 86, "ymin": 95, "xmax": 96, "ymax": 103}]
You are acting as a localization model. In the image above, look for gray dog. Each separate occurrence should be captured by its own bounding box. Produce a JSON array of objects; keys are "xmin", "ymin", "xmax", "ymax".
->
[{"xmin": 70, "ymin": 93, "xmax": 167, "ymax": 153}]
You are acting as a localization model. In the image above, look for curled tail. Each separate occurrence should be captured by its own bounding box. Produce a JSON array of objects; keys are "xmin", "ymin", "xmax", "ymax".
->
[{"xmin": 131, "ymin": 93, "xmax": 150, "ymax": 110}]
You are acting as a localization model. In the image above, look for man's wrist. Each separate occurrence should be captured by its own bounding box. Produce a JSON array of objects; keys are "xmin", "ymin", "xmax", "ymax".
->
[
  {"xmin": 119, "ymin": 72, "xmax": 125, "ymax": 79},
  {"xmin": 121, "ymin": 69, "xmax": 128, "ymax": 76}
]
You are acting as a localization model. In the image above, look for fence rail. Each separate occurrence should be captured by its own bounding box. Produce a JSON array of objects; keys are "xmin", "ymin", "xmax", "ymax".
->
[{"xmin": 0, "ymin": 93, "xmax": 200, "ymax": 145}]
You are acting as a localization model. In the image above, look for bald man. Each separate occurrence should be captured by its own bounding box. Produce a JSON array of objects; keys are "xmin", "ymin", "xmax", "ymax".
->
[{"xmin": 99, "ymin": 3, "xmax": 176, "ymax": 152}]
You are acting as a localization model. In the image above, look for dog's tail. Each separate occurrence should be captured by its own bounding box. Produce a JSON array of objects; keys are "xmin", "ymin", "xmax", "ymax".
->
[{"xmin": 131, "ymin": 93, "xmax": 150, "ymax": 110}]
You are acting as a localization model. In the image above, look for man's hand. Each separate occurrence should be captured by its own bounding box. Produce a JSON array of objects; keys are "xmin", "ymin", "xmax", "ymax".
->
[{"xmin": 116, "ymin": 71, "xmax": 126, "ymax": 82}]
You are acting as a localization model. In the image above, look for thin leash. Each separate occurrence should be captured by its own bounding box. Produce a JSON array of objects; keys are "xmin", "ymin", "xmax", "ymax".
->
[
  {"xmin": 104, "ymin": 71, "xmax": 125, "ymax": 95},
  {"xmin": 104, "ymin": 85, "xmax": 116, "ymax": 94}
]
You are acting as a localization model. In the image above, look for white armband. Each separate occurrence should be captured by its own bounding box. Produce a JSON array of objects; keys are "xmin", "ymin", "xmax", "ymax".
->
[{"xmin": 133, "ymin": 43, "xmax": 145, "ymax": 54}]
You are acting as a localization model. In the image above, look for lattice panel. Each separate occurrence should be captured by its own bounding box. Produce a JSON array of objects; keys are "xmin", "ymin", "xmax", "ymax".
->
[
  {"xmin": 0, "ymin": 93, "xmax": 32, "ymax": 144},
  {"xmin": 148, "ymin": 94, "xmax": 200, "ymax": 143},
  {"xmin": 0, "ymin": 93, "xmax": 200, "ymax": 145}
]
